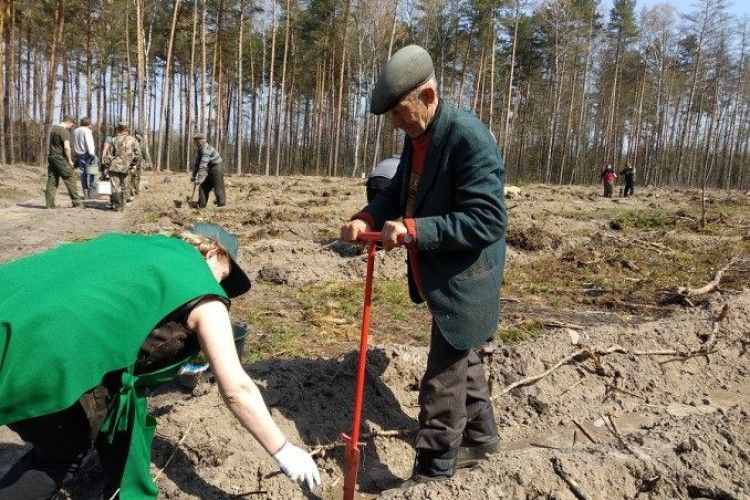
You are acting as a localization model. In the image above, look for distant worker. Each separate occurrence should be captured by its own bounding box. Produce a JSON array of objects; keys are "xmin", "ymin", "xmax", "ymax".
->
[
  {"xmin": 620, "ymin": 163, "xmax": 635, "ymax": 197},
  {"xmin": 103, "ymin": 123, "xmax": 140, "ymax": 211},
  {"xmin": 45, "ymin": 115, "xmax": 83, "ymax": 209},
  {"xmin": 601, "ymin": 164, "xmax": 617, "ymax": 198},
  {"xmin": 134, "ymin": 130, "xmax": 152, "ymax": 170},
  {"xmin": 128, "ymin": 130, "xmax": 149, "ymax": 199},
  {"xmin": 73, "ymin": 117, "xmax": 98, "ymax": 199},
  {"xmin": 101, "ymin": 133, "xmax": 114, "ymax": 161},
  {"xmin": 191, "ymin": 133, "xmax": 226, "ymax": 208},
  {"xmin": 367, "ymin": 154, "xmax": 400, "ymax": 203}
]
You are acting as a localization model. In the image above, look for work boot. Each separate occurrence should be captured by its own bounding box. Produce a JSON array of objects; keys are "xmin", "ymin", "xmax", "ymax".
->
[
  {"xmin": 83, "ymin": 189, "xmax": 90, "ymax": 200},
  {"xmin": 458, "ymin": 407, "xmax": 500, "ymax": 469},
  {"xmin": 383, "ymin": 448, "xmax": 457, "ymax": 494},
  {"xmin": 118, "ymin": 192, "xmax": 126, "ymax": 212}
]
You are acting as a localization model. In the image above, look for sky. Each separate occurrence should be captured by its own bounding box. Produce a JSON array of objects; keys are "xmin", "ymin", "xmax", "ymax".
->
[{"xmin": 603, "ymin": 0, "xmax": 750, "ymax": 20}]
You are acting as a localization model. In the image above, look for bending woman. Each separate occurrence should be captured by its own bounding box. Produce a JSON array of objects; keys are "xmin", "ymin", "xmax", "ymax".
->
[{"xmin": 0, "ymin": 224, "xmax": 320, "ymax": 499}]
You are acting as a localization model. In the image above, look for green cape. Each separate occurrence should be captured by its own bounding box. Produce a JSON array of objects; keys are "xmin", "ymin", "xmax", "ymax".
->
[{"xmin": 0, "ymin": 233, "xmax": 228, "ymax": 498}]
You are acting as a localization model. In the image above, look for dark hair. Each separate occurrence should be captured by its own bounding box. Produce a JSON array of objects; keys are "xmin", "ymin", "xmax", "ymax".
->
[
  {"xmin": 80, "ymin": 117, "xmax": 91, "ymax": 127},
  {"xmin": 63, "ymin": 114, "xmax": 75, "ymax": 124}
]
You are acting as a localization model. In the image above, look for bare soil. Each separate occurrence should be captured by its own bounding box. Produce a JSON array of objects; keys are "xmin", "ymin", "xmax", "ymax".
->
[{"xmin": 1, "ymin": 164, "xmax": 748, "ymax": 499}]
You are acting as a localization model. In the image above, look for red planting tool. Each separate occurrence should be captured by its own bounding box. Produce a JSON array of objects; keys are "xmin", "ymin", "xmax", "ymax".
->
[{"xmin": 341, "ymin": 230, "xmax": 403, "ymax": 500}]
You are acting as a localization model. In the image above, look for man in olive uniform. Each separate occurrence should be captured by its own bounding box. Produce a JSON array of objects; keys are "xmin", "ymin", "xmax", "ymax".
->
[
  {"xmin": 45, "ymin": 115, "xmax": 83, "ymax": 208},
  {"xmin": 104, "ymin": 123, "xmax": 140, "ymax": 211},
  {"xmin": 128, "ymin": 130, "xmax": 151, "ymax": 199},
  {"xmin": 191, "ymin": 133, "xmax": 225, "ymax": 208}
]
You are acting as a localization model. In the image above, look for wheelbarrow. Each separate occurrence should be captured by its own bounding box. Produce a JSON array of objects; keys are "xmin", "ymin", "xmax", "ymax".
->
[{"xmin": 341, "ymin": 230, "xmax": 404, "ymax": 500}]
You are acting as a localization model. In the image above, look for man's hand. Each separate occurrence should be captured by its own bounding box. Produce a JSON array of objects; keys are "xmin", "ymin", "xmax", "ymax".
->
[
  {"xmin": 382, "ymin": 220, "xmax": 407, "ymax": 250},
  {"xmin": 340, "ymin": 219, "xmax": 370, "ymax": 243}
]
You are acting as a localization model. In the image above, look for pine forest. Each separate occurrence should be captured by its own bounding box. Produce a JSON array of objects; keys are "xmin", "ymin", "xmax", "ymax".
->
[{"xmin": 0, "ymin": 0, "xmax": 747, "ymax": 188}]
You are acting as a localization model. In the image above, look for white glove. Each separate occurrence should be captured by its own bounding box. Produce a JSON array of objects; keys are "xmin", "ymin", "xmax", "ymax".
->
[{"xmin": 273, "ymin": 440, "xmax": 321, "ymax": 490}]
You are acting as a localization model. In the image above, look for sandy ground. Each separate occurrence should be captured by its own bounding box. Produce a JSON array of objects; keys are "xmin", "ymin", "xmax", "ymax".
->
[{"xmin": 0, "ymin": 165, "xmax": 748, "ymax": 499}]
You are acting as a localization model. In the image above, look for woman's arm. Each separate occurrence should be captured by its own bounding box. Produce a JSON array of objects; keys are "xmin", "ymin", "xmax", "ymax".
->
[
  {"xmin": 187, "ymin": 299, "xmax": 285, "ymax": 452},
  {"xmin": 187, "ymin": 299, "xmax": 320, "ymax": 489}
]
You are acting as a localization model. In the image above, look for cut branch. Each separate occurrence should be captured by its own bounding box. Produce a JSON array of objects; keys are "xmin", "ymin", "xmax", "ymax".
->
[
  {"xmin": 551, "ymin": 457, "xmax": 591, "ymax": 500},
  {"xmin": 660, "ymin": 258, "xmax": 743, "ymax": 305}
]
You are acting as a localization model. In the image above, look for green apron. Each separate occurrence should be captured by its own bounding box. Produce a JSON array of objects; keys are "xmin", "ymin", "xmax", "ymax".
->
[
  {"xmin": 0, "ymin": 233, "xmax": 228, "ymax": 499},
  {"xmin": 100, "ymin": 358, "xmax": 191, "ymax": 499}
]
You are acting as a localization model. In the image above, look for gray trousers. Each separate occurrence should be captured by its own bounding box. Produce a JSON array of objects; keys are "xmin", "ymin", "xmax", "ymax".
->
[
  {"xmin": 198, "ymin": 165, "xmax": 226, "ymax": 208},
  {"xmin": 415, "ymin": 321, "xmax": 496, "ymax": 452}
]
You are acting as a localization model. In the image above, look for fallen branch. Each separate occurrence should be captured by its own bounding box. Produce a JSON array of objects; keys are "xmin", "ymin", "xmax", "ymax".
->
[
  {"xmin": 550, "ymin": 457, "xmax": 591, "ymax": 500},
  {"xmin": 601, "ymin": 413, "xmax": 651, "ymax": 461},
  {"xmin": 571, "ymin": 419, "xmax": 598, "ymax": 444},
  {"xmin": 154, "ymin": 421, "xmax": 195, "ymax": 480},
  {"xmin": 543, "ymin": 320, "xmax": 584, "ymax": 330},
  {"xmin": 660, "ymin": 258, "xmax": 741, "ymax": 305},
  {"xmin": 309, "ymin": 429, "xmax": 411, "ymax": 457},
  {"xmin": 493, "ymin": 343, "xmax": 721, "ymax": 401},
  {"xmin": 494, "ymin": 348, "xmax": 590, "ymax": 398}
]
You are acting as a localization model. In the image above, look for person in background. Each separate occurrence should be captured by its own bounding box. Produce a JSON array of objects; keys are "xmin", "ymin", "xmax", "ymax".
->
[
  {"xmin": 191, "ymin": 133, "xmax": 226, "ymax": 208},
  {"xmin": 0, "ymin": 224, "xmax": 321, "ymax": 499},
  {"xmin": 73, "ymin": 117, "xmax": 98, "ymax": 199},
  {"xmin": 367, "ymin": 154, "xmax": 400, "ymax": 203},
  {"xmin": 620, "ymin": 163, "xmax": 635, "ymax": 197},
  {"xmin": 128, "ymin": 130, "xmax": 149, "ymax": 200},
  {"xmin": 340, "ymin": 44, "xmax": 507, "ymax": 490},
  {"xmin": 601, "ymin": 164, "xmax": 617, "ymax": 198},
  {"xmin": 103, "ymin": 123, "xmax": 140, "ymax": 211},
  {"xmin": 45, "ymin": 115, "xmax": 83, "ymax": 208}
]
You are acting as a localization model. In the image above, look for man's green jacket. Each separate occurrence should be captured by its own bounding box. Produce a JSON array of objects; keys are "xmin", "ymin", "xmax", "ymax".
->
[{"xmin": 363, "ymin": 103, "xmax": 507, "ymax": 350}]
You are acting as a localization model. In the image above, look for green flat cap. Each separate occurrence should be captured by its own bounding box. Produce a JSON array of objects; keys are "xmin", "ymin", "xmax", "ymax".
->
[{"xmin": 370, "ymin": 45, "xmax": 434, "ymax": 115}]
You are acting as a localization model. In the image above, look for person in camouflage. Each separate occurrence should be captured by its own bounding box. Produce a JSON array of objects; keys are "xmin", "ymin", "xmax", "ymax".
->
[
  {"xmin": 103, "ymin": 123, "xmax": 140, "ymax": 211},
  {"xmin": 127, "ymin": 131, "xmax": 150, "ymax": 199},
  {"xmin": 45, "ymin": 115, "xmax": 83, "ymax": 208},
  {"xmin": 191, "ymin": 133, "xmax": 226, "ymax": 208}
]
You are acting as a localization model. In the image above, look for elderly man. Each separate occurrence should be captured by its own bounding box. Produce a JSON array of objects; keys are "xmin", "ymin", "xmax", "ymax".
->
[
  {"xmin": 45, "ymin": 115, "xmax": 83, "ymax": 208},
  {"xmin": 340, "ymin": 45, "xmax": 507, "ymax": 488},
  {"xmin": 190, "ymin": 133, "xmax": 225, "ymax": 208}
]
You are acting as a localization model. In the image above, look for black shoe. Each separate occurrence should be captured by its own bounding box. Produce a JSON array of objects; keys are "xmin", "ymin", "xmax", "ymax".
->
[
  {"xmin": 381, "ymin": 448, "xmax": 458, "ymax": 495},
  {"xmin": 384, "ymin": 472, "xmax": 450, "ymax": 493},
  {"xmin": 457, "ymin": 438, "xmax": 500, "ymax": 469}
]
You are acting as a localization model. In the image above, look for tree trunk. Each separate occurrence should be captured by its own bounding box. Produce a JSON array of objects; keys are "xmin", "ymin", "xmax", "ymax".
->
[
  {"xmin": 265, "ymin": 0, "xmax": 277, "ymax": 175},
  {"xmin": 42, "ymin": 0, "xmax": 65, "ymax": 167},
  {"xmin": 331, "ymin": 0, "xmax": 351, "ymax": 176},
  {"xmin": 235, "ymin": 0, "xmax": 244, "ymax": 174},
  {"xmin": 156, "ymin": 0, "xmax": 181, "ymax": 171},
  {"xmin": 274, "ymin": 0, "xmax": 291, "ymax": 176},
  {"xmin": 502, "ymin": 0, "xmax": 520, "ymax": 156},
  {"xmin": 200, "ymin": 0, "xmax": 207, "ymax": 133},
  {"xmin": 134, "ymin": 0, "xmax": 149, "ymax": 163}
]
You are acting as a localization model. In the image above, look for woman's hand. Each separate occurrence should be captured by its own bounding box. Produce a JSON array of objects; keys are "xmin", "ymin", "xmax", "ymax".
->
[{"xmin": 273, "ymin": 441, "xmax": 322, "ymax": 490}]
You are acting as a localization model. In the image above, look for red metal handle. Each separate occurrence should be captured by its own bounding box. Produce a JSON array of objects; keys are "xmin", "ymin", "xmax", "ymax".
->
[
  {"xmin": 355, "ymin": 231, "xmax": 383, "ymax": 242},
  {"xmin": 355, "ymin": 231, "xmax": 405, "ymax": 245}
]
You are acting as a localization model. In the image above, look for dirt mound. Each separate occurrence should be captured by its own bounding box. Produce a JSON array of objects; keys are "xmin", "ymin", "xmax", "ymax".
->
[{"xmin": 507, "ymin": 225, "xmax": 563, "ymax": 251}]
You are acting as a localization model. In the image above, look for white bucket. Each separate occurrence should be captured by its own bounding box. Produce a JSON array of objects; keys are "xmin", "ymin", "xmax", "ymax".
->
[{"xmin": 96, "ymin": 180, "xmax": 112, "ymax": 196}]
